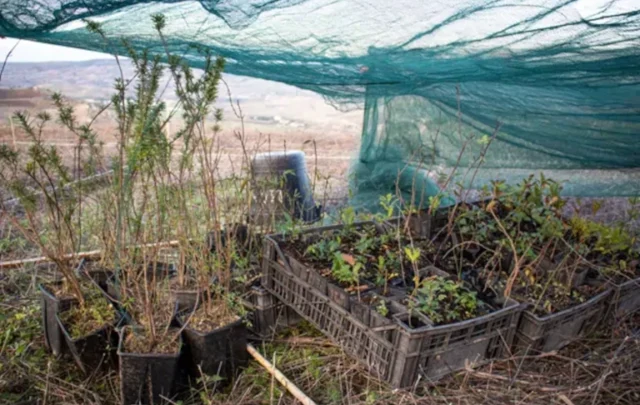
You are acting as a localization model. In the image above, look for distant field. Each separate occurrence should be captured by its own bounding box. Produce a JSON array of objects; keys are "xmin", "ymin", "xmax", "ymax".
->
[{"xmin": 0, "ymin": 60, "xmax": 362, "ymax": 202}]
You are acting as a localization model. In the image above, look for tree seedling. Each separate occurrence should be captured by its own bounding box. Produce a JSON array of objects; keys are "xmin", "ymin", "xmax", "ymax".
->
[{"xmin": 414, "ymin": 276, "xmax": 480, "ymax": 325}]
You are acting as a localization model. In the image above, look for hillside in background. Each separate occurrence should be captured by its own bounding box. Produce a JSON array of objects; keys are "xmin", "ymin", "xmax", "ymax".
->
[
  {"xmin": 0, "ymin": 59, "xmax": 360, "ymax": 199},
  {"xmin": 0, "ymin": 59, "xmax": 362, "ymax": 135}
]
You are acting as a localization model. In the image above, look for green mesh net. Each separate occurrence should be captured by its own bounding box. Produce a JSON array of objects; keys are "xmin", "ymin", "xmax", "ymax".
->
[{"xmin": 1, "ymin": 0, "xmax": 639, "ymax": 207}]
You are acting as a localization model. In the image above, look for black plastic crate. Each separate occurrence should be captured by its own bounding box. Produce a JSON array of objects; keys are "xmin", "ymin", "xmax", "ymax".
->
[
  {"xmin": 262, "ymin": 229, "xmax": 524, "ymax": 387},
  {"xmin": 390, "ymin": 298, "xmax": 522, "ymax": 386},
  {"xmin": 243, "ymin": 285, "xmax": 300, "ymax": 339},
  {"xmin": 262, "ymin": 254, "xmax": 397, "ymax": 381},
  {"xmin": 609, "ymin": 277, "xmax": 640, "ymax": 319},
  {"xmin": 513, "ymin": 288, "xmax": 611, "ymax": 353}
]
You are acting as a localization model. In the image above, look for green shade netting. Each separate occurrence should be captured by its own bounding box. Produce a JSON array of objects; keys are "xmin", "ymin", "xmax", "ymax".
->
[{"xmin": 1, "ymin": 0, "xmax": 639, "ymax": 207}]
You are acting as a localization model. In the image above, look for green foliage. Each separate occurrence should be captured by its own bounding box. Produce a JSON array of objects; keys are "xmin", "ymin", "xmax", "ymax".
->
[
  {"xmin": 305, "ymin": 236, "xmax": 341, "ymax": 262},
  {"xmin": 0, "ymin": 303, "xmax": 46, "ymax": 370},
  {"xmin": 331, "ymin": 252, "xmax": 363, "ymax": 286},
  {"xmin": 414, "ymin": 276, "xmax": 480, "ymax": 324},
  {"xmin": 377, "ymin": 193, "xmax": 397, "ymax": 220},
  {"xmin": 428, "ymin": 194, "xmax": 442, "ymax": 212},
  {"xmin": 0, "ymin": 102, "xmax": 92, "ymax": 304},
  {"xmin": 60, "ymin": 296, "xmax": 116, "ymax": 339},
  {"xmin": 457, "ymin": 174, "xmax": 566, "ymax": 252},
  {"xmin": 455, "ymin": 174, "xmax": 578, "ymax": 292},
  {"xmin": 355, "ymin": 231, "xmax": 379, "ymax": 255},
  {"xmin": 276, "ymin": 211, "xmax": 305, "ymax": 239},
  {"xmin": 225, "ymin": 291, "xmax": 249, "ymax": 323},
  {"xmin": 529, "ymin": 279, "xmax": 587, "ymax": 315},
  {"xmin": 569, "ymin": 217, "xmax": 636, "ymax": 258},
  {"xmin": 327, "ymin": 382, "xmax": 342, "ymax": 403},
  {"xmin": 375, "ymin": 299, "xmax": 389, "ymax": 317},
  {"xmin": 365, "ymin": 390, "xmax": 379, "ymax": 404},
  {"xmin": 339, "ymin": 206, "xmax": 357, "ymax": 231},
  {"xmin": 404, "ymin": 246, "xmax": 421, "ymax": 264},
  {"xmin": 0, "ymin": 232, "xmax": 27, "ymax": 253}
]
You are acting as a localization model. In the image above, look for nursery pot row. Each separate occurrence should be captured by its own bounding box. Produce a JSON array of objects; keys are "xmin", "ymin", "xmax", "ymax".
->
[
  {"xmin": 41, "ymin": 286, "xmax": 249, "ymax": 405},
  {"xmin": 261, "ymin": 217, "xmax": 629, "ymax": 387},
  {"xmin": 116, "ymin": 309, "xmax": 248, "ymax": 404}
]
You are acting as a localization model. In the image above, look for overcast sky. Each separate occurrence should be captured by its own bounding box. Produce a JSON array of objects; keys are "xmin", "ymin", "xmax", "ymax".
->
[
  {"xmin": 0, "ymin": 0, "xmax": 625, "ymax": 64},
  {"xmin": 1, "ymin": 38, "xmax": 110, "ymax": 62}
]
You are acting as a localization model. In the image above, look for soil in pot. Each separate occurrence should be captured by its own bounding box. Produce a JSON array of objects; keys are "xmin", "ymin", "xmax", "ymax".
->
[
  {"xmin": 317, "ymin": 264, "xmax": 373, "ymax": 304},
  {"xmin": 57, "ymin": 296, "xmax": 120, "ymax": 374},
  {"xmin": 516, "ymin": 282, "xmax": 605, "ymax": 316},
  {"xmin": 179, "ymin": 305, "xmax": 248, "ymax": 385},
  {"xmin": 396, "ymin": 312, "xmax": 432, "ymax": 329},
  {"xmin": 118, "ymin": 326, "xmax": 181, "ymax": 405}
]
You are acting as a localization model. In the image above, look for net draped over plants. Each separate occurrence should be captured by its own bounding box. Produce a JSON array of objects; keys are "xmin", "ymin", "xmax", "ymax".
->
[{"xmin": 1, "ymin": 0, "xmax": 639, "ymax": 205}]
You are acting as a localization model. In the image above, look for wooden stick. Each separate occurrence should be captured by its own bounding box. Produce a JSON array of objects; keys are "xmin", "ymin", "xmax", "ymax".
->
[
  {"xmin": 246, "ymin": 344, "xmax": 317, "ymax": 405},
  {"xmin": 0, "ymin": 240, "xmax": 180, "ymax": 269}
]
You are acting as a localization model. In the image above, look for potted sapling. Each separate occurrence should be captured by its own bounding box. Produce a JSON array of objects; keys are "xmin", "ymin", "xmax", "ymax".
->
[
  {"xmin": 0, "ymin": 104, "xmax": 118, "ymax": 363},
  {"xmin": 177, "ymin": 243, "xmax": 249, "ymax": 386},
  {"xmin": 116, "ymin": 263, "xmax": 182, "ymax": 405},
  {"xmin": 325, "ymin": 251, "xmax": 367, "ymax": 310},
  {"xmin": 174, "ymin": 233, "xmax": 252, "ymax": 384},
  {"xmin": 461, "ymin": 175, "xmax": 613, "ymax": 351},
  {"xmin": 568, "ymin": 214, "xmax": 639, "ymax": 318},
  {"xmin": 151, "ymin": 22, "xmax": 251, "ymax": 387}
]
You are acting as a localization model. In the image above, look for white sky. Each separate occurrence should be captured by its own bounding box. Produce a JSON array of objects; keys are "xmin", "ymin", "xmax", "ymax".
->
[
  {"xmin": 0, "ymin": 38, "xmax": 111, "ymax": 62},
  {"xmin": 0, "ymin": 0, "xmax": 630, "ymax": 64}
]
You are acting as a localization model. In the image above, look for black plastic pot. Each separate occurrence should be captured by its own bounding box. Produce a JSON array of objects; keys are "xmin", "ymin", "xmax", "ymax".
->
[
  {"xmin": 56, "ymin": 311, "xmax": 121, "ymax": 375},
  {"xmin": 179, "ymin": 318, "xmax": 248, "ymax": 384},
  {"xmin": 307, "ymin": 269, "xmax": 328, "ymax": 295},
  {"xmin": 76, "ymin": 260, "xmax": 114, "ymax": 293},
  {"xmin": 251, "ymin": 150, "xmax": 319, "ymax": 223},
  {"xmin": 207, "ymin": 223, "xmax": 250, "ymax": 254},
  {"xmin": 105, "ymin": 262, "xmax": 176, "ymax": 307},
  {"xmin": 400, "ymin": 207, "xmax": 451, "ymax": 239},
  {"xmin": 172, "ymin": 277, "xmax": 217, "ymax": 312},
  {"xmin": 39, "ymin": 283, "xmax": 77, "ymax": 356},
  {"xmin": 350, "ymin": 290, "xmax": 395, "ymax": 327},
  {"xmin": 117, "ymin": 326, "xmax": 181, "ymax": 405},
  {"xmin": 105, "ymin": 277, "xmax": 121, "ymax": 306},
  {"xmin": 173, "ymin": 288, "xmax": 203, "ymax": 312},
  {"xmin": 369, "ymin": 307, "xmax": 396, "ymax": 343}
]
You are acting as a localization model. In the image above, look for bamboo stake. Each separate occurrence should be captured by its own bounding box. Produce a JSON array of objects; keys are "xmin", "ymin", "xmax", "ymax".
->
[
  {"xmin": 0, "ymin": 240, "xmax": 180, "ymax": 270},
  {"xmin": 246, "ymin": 344, "xmax": 317, "ymax": 405}
]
